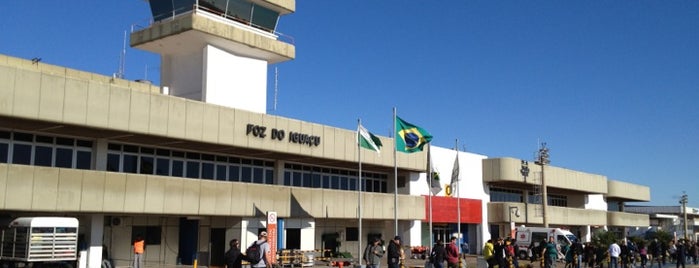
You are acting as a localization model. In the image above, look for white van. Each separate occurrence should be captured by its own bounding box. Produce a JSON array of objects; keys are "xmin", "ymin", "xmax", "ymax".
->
[{"xmin": 513, "ymin": 226, "xmax": 577, "ymax": 260}]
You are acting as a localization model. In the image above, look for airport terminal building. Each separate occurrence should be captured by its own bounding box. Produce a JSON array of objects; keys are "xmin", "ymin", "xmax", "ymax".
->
[{"xmin": 0, "ymin": 1, "xmax": 651, "ymax": 267}]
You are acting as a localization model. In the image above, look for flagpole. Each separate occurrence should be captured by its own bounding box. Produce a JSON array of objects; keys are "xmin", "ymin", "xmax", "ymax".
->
[
  {"xmin": 357, "ymin": 119, "xmax": 363, "ymax": 264},
  {"xmin": 455, "ymin": 139, "xmax": 461, "ymax": 257},
  {"xmin": 393, "ymin": 107, "xmax": 398, "ymax": 236},
  {"xmin": 428, "ymin": 144, "xmax": 433, "ymax": 253}
]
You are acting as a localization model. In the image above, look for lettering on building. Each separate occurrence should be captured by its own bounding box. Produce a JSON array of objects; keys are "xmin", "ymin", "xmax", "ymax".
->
[{"xmin": 246, "ymin": 124, "xmax": 321, "ymax": 147}]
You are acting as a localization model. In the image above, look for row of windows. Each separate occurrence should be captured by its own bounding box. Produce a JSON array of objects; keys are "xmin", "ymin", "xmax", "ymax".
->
[
  {"xmin": 107, "ymin": 143, "xmax": 274, "ymax": 184},
  {"xmin": 283, "ymin": 164, "xmax": 388, "ymax": 193},
  {"xmin": 0, "ymin": 131, "xmax": 92, "ymax": 169},
  {"xmin": 490, "ymin": 187, "xmax": 568, "ymax": 207},
  {"xmin": 150, "ymin": 0, "xmax": 280, "ymax": 32},
  {"xmin": 0, "ymin": 131, "xmax": 394, "ymax": 194}
]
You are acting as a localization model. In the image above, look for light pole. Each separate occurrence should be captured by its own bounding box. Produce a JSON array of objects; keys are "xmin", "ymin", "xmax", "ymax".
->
[
  {"xmin": 680, "ymin": 193, "xmax": 688, "ymax": 239},
  {"xmin": 521, "ymin": 161, "xmax": 530, "ymax": 223},
  {"xmin": 535, "ymin": 143, "xmax": 550, "ymax": 227}
]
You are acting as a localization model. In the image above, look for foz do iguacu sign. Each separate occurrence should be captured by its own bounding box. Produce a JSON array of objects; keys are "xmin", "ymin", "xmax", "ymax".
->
[{"xmin": 246, "ymin": 124, "xmax": 321, "ymax": 147}]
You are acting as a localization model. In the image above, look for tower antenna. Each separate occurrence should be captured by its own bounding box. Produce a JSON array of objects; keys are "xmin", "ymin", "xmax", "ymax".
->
[
  {"xmin": 273, "ymin": 66, "xmax": 279, "ymax": 112},
  {"xmin": 115, "ymin": 30, "xmax": 127, "ymax": 79}
]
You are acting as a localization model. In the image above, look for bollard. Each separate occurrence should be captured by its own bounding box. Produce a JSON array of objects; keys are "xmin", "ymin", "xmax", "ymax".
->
[{"xmin": 194, "ymin": 258, "xmax": 198, "ymax": 268}]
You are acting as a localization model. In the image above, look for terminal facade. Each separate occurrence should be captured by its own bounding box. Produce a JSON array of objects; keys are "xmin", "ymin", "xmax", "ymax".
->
[{"xmin": 0, "ymin": 0, "xmax": 651, "ymax": 267}]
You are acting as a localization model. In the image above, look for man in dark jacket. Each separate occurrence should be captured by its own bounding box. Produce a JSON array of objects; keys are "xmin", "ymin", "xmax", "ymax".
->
[
  {"xmin": 224, "ymin": 239, "xmax": 242, "ymax": 268},
  {"xmin": 431, "ymin": 240, "xmax": 446, "ymax": 268},
  {"xmin": 676, "ymin": 239, "xmax": 686, "ymax": 268},
  {"xmin": 387, "ymin": 236, "xmax": 402, "ymax": 268},
  {"xmin": 493, "ymin": 238, "xmax": 506, "ymax": 268},
  {"xmin": 650, "ymin": 238, "xmax": 663, "ymax": 268}
]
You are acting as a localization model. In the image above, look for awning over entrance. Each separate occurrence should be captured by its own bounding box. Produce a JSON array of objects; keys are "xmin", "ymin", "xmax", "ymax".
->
[{"xmin": 423, "ymin": 196, "xmax": 482, "ymax": 223}]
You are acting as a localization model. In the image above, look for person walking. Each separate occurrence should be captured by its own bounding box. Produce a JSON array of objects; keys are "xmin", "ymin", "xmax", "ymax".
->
[
  {"xmin": 387, "ymin": 236, "xmax": 402, "ymax": 268},
  {"xmin": 542, "ymin": 236, "xmax": 558, "ymax": 268},
  {"xmin": 132, "ymin": 235, "xmax": 145, "ymax": 268},
  {"xmin": 250, "ymin": 231, "xmax": 271, "ymax": 268},
  {"xmin": 461, "ymin": 242, "xmax": 470, "ymax": 257},
  {"xmin": 571, "ymin": 239, "xmax": 583, "ymax": 268},
  {"xmin": 609, "ymin": 241, "xmax": 621, "ymax": 268},
  {"xmin": 431, "ymin": 240, "xmax": 447, "ymax": 268},
  {"xmin": 365, "ymin": 239, "xmax": 384, "ymax": 268},
  {"xmin": 494, "ymin": 238, "xmax": 506, "ymax": 268},
  {"xmin": 483, "ymin": 239, "xmax": 495, "ymax": 268},
  {"xmin": 690, "ymin": 241, "xmax": 698, "ymax": 265},
  {"xmin": 675, "ymin": 240, "xmax": 686, "ymax": 268},
  {"xmin": 445, "ymin": 237, "xmax": 459, "ymax": 268},
  {"xmin": 639, "ymin": 242, "xmax": 648, "ymax": 268},
  {"xmin": 650, "ymin": 238, "xmax": 663, "ymax": 268},
  {"xmin": 225, "ymin": 239, "xmax": 242, "ymax": 268}
]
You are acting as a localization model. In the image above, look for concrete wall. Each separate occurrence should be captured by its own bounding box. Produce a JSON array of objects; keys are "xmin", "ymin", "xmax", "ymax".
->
[
  {"xmin": 483, "ymin": 158, "xmax": 608, "ymax": 194},
  {"xmin": 0, "ymin": 164, "xmax": 425, "ymax": 220},
  {"xmin": 607, "ymin": 180, "xmax": 651, "ymax": 202},
  {"xmin": 0, "ymin": 54, "xmax": 426, "ymax": 171}
]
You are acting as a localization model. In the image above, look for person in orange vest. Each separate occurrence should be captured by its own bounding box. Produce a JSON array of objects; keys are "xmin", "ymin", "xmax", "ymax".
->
[{"xmin": 133, "ymin": 235, "xmax": 145, "ymax": 268}]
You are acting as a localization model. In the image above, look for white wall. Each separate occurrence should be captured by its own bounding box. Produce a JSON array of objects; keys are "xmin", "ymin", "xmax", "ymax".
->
[
  {"xmin": 161, "ymin": 51, "xmax": 204, "ymax": 100},
  {"xmin": 204, "ymin": 45, "xmax": 267, "ymax": 113},
  {"xmin": 586, "ymin": 194, "xmax": 607, "ymax": 210},
  {"xmin": 408, "ymin": 146, "xmax": 490, "ymax": 250}
]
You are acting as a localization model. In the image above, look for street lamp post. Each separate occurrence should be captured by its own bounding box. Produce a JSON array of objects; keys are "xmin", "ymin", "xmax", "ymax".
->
[
  {"xmin": 509, "ymin": 206, "xmax": 520, "ymax": 239},
  {"xmin": 535, "ymin": 143, "xmax": 550, "ymax": 228},
  {"xmin": 680, "ymin": 193, "xmax": 688, "ymax": 239},
  {"xmin": 520, "ymin": 161, "xmax": 530, "ymax": 223}
]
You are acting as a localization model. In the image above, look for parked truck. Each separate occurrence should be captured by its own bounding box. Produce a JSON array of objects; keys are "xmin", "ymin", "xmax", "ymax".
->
[{"xmin": 0, "ymin": 217, "xmax": 79, "ymax": 268}]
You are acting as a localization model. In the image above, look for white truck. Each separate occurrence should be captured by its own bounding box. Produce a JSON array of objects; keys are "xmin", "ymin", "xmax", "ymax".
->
[
  {"xmin": 0, "ymin": 217, "xmax": 79, "ymax": 268},
  {"xmin": 513, "ymin": 226, "xmax": 577, "ymax": 260}
]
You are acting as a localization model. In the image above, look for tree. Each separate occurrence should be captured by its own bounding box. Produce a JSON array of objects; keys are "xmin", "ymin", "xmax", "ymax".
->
[{"xmin": 591, "ymin": 230, "xmax": 618, "ymax": 249}]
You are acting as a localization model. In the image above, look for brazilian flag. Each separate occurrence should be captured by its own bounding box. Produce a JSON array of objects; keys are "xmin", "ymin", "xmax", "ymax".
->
[{"xmin": 395, "ymin": 116, "xmax": 432, "ymax": 153}]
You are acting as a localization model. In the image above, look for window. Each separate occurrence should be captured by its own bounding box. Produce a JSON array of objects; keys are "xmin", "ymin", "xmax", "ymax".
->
[
  {"xmin": 55, "ymin": 148, "xmax": 73, "ymax": 168},
  {"xmin": 156, "ymin": 158, "xmax": 170, "ymax": 176},
  {"xmin": 345, "ymin": 227, "xmax": 359, "ymax": 242},
  {"xmin": 131, "ymin": 226, "xmax": 162, "ymax": 245},
  {"xmin": 107, "ymin": 154, "xmax": 120, "ymax": 172},
  {"xmin": 0, "ymin": 143, "xmax": 8, "ymax": 163},
  {"xmin": 140, "ymin": 156, "xmax": 154, "ymax": 174},
  {"xmin": 34, "ymin": 146, "xmax": 53, "ymax": 166},
  {"xmin": 548, "ymin": 194, "xmax": 567, "ymax": 207},
  {"xmin": 282, "ymin": 163, "xmax": 388, "ymax": 193},
  {"xmin": 490, "ymin": 187, "xmax": 523, "ymax": 202},
  {"xmin": 106, "ymin": 142, "xmax": 274, "ymax": 184},
  {"xmin": 251, "ymin": 4, "xmax": 279, "ymax": 31},
  {"xmin": 12, "ymin": 144, "xmax": 32, "ymax": 164}
]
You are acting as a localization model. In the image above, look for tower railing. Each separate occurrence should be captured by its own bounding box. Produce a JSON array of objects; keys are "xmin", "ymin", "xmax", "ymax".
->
[{"xmin": 131, "ymin": 4, "xmax": 295, "ymax": 45}]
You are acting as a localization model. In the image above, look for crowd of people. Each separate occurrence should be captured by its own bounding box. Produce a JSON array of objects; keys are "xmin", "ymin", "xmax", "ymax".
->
[{"xmin": 478, "ymin": 236, "xmax": 699, "ymax": 268}]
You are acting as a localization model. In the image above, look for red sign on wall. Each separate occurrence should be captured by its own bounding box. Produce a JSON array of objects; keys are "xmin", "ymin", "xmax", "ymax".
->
[
  {"xmin": 423, "ymin": 196, "xmax": 482, "ymax": 223},
  {"xmin": 267, "ymin": 211, "xmax": 277, "ymax": 264}
]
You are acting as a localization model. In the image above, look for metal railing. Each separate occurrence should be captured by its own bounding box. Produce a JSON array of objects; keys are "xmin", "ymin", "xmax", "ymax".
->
[{"xmin": 130, "ymin": 3, "xmax": 294, "ymax": 45}]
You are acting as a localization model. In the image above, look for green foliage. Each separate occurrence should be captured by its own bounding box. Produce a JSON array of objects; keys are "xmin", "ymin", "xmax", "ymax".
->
[
  {"xmin": 646, "ymin": 230, "xmax": 673, "ymax": 244},
  {"xmin": 629, "ymin": 236, "xmax": 645, "ymax": 247},
  {"xmin": 591, "ymin": 230, "xmax": 618, "ymax": 248}
]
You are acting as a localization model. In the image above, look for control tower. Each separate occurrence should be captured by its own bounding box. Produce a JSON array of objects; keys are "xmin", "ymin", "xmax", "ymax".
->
[{"xmin": 130, "ymin": 0, "xmax": 295, "ymax": 114}]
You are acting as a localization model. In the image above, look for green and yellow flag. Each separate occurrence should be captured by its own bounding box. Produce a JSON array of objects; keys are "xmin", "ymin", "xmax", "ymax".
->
[{"xmin": 395, "ymin": 116, "xmax": 432, "ymax": 153}]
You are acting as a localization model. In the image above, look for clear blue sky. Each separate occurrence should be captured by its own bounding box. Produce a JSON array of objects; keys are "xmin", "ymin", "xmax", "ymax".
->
[{"xmin": 2, "ymin": 1, "xmax": 697, "ymax": 207}]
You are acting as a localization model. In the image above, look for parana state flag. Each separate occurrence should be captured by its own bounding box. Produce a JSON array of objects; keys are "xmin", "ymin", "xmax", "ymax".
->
[
  {"xmin": 396, "ymin": 116, "xmax": 432, "ymax": 153},
  {"xmin": 358, "ymin": 125, "xmax": 382, "ymax": 153}
]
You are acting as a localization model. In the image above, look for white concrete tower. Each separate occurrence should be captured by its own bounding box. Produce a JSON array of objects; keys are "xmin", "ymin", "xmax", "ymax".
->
[{"xmin": 131, "ymin": 0, "xmax": 295, "ymax": 114}]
